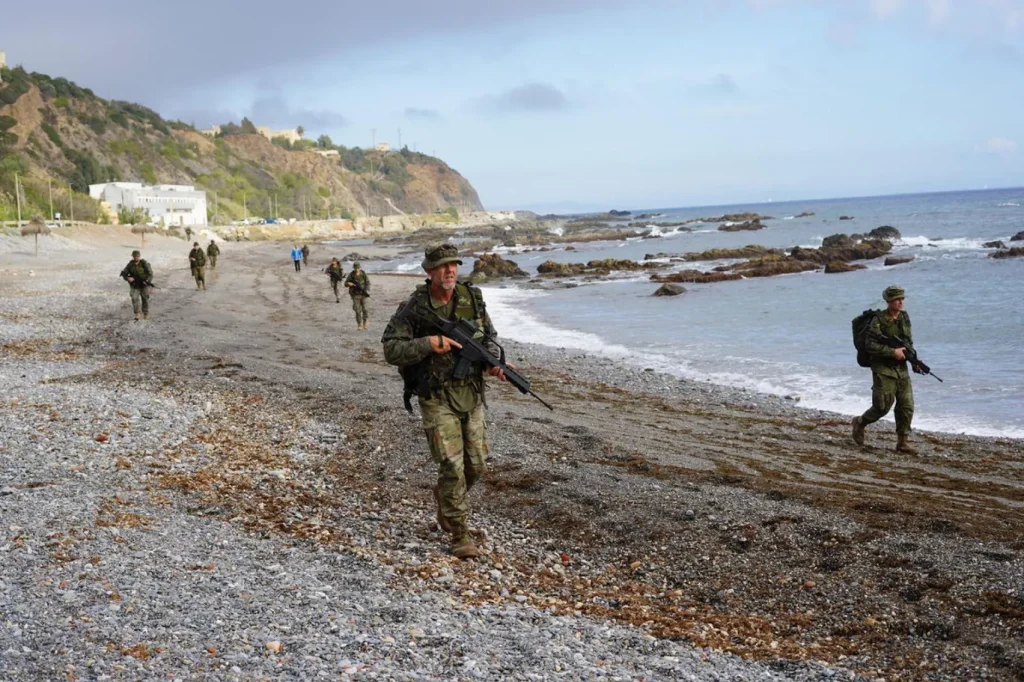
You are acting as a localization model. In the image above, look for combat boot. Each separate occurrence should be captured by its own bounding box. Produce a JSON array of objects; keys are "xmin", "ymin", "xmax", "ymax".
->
[
  {"xmin": 143, "ymin": 313, "xmax": 149, "ymax": 320},
  {"xmin": 451, "ymin": 535, "xmax": 482, "ymax": 559},
  {"xmin": 896, "ymin": 433, "xmax": 919, "ymax": 455},
  {"xmin": 851, "ymin": 417, "xmax": 865, "ymax": 446},
  {"xmin": 431, "ymin": 485, "xmax": 452, "ymax": 533},
  {"xmin": 134, "ymin": 313, "xmax": 141, "ymax": 322}
]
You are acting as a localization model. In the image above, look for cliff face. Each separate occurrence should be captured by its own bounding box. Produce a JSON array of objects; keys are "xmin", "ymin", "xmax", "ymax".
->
[{"xmin": 0, "ymin": 66, "xmax": 483, "ymax": 222}]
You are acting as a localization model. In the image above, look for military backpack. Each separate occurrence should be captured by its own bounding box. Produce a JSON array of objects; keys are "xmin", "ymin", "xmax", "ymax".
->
[{"xmin": 852, "ymin": 309, "xmax": 911, "ymax": 368}]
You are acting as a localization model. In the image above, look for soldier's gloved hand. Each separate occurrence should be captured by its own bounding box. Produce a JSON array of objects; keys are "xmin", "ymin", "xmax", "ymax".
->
[
  {"xmin": 428, "ymin": 335, "xmax": 462, "ymax": 354},
  {"xmin": 912, "ymin": 364, "xmax": 925, "ymax": 374},
  {"xmin": 127, "ymin": 277, "xmax": 135, "ymax": 283}
]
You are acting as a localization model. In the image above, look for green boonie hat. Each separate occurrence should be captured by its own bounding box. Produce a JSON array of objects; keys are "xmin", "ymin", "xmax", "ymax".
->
[
  {"xmin": 131, "ymin": 250, "xmax": 141, "ymax": 257},
  {"xmin": 422, "ymin": 242, "xmax": 463, "ymax": 270},
  {"xmin": 883, "ymin": 285, "xmax": 905, "ymax": 302},
  {"xmin": 352, "ymin": 262, "xmax": 361, "ymax": 268}
]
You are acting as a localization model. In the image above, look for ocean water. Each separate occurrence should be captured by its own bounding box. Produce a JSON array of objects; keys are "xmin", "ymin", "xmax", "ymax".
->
[{"xmin": 377, "ymin": 189, "xmax": 1024, "ymax": 438}]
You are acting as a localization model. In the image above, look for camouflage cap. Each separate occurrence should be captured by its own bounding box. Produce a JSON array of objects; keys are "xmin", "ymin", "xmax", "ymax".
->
[
  {"xmin": 883, "ymin": 285, "xmax": 905, "ymax": 301},
  {"xmin": 131, "ymin": 250, "xmax": 141, "ymax": 257},
  {"xmin": 352, "ymin": 262, "xmax": 361, "ymax": 269},
  {"xmin": 422, "ymin": 242, "xmax": 463, "ymax": 270}
]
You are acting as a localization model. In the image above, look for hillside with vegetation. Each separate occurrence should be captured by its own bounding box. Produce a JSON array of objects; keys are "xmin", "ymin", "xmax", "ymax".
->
[{"xmin": 0, "ymin": 65, "xmax": 483, "ymax": 224}]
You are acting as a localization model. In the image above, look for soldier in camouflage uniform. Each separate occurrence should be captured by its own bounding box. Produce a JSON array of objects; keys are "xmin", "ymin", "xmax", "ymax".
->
[
  {"xmin": 852, "ymin": 285, "xmax": 922, "ymax": 454},
  {"xmin": 188, "ymin": 241, "xmax": 207, "ymax": 290},
  {"xmin": 119, "ymin": 249, "xmax": 153, "ymax": 321},
  {"xmin": 344, "ymin": 263, "xmax": 371, "ymax": 330},
  {"xmin": 381, "ymin": 243, "xmax": 509, "ymax": 559},
  {"xmin": 325, "ymin": 257, "xmax": 344, "ymax": 303},
  {"xmin": 206, "ymin": 240, "xmax": 220, "ymax": 269}
]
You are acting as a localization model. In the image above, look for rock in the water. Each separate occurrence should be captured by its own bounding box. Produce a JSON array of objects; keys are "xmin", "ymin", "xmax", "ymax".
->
[
  {"xmin": 884, "ymin": 256, "xmax": 915, "ymax": 266},
  {"xmin": 869, "ymin": 225, "xmax": 901, "ymax": 240},
  {"xmin": 824, "ymin": 261, "xmax": 867, "ymax": 273},
  {"xmin": 653, "ymin": 283, "xmax": 686, "ymax": 297},
  {"xmin": 991, "ymin": 247, "xmax": 1024, "ymax": 259},
  {"xmin": 839, "ymin": 215, "xmax": 854, "ymax": 220},
  {"xmin": 470, "ymin": 253, "xmax": 528, "ymax": 280},
  {"xmin": 1010, "ymin": 231, "xmax": 1024, "ymax": 242},
  {"xmin": 983, "ymin": 240, "xmax": 1007, "ymax": 249},
  {"xmin": 718, "ymin": 219, "xmax": 764, "ymax": 232},
  {"xmin": 794, "ymin": 211, "xmax": 815, "ymax": 218},
  {"xmin": 821, "ymin": 234, "xmax": 855, "ymax": 249}
]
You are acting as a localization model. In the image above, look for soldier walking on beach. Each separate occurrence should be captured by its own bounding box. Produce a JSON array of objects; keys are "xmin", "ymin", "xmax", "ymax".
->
[
  {"xmin": 344, "ymin": 262, "xmax": 371, "ymax": 329},
  {"xmin": 325, "ymin": 257, "xmax": 344, "ymax": 303},
  {"xmin": 185, "ymin": 226, "xmax": 192, "ymax": 242},
  {"xmin": 206, "ymin": 240, "xmax": 220, "ymax": 269},
  {"xmin": 381, "ymin": 243, "xmax": 509, "ymax": 559},
  {"xmin": 119, "ymin": 249, "xmax": 153, "ymax": 321},
  {"xmin": 188, "ymin": 241, "xmax": 207, "ymax": 290},
  {"xmin": 852, "ymin": 285, "xmax": 921, "ymax": 454},
  {"xmin": 301, "ymin": 244, "xmax": 310, "ymax": 266},
  {"xmin": 291, "ymin": 244, "xmax": 303, "ymax": 272}
]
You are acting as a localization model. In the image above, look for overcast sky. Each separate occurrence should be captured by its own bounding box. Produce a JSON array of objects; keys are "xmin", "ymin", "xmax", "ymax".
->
[{"xmin": 3, "ymin": 0, "xmax": 1023, "ymax": 211}]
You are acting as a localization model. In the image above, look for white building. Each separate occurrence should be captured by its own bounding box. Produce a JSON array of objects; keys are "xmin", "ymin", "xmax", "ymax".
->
[
  {"xmin": 89, "ymin": 182, "xmax": 208, "ymax": 227},
  {"xmin": 257, "ymin": 126, "xmax": 302, "ymax": 144}
]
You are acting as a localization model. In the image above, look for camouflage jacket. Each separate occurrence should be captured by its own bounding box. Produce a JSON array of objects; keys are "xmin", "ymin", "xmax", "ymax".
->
[
  {"xmin": 864, "ymin": 310, "xmax": 913, "ymax": 378},
  {"xmin": 344, "ymin": 270, "xmax": 370, "ymax": 296},
  {"xmin": 120, "ymin": 259, "xmax": 153, "ymax": 288},
  {"xmin": 207, "ymin": 243, "xmax": 220, "ymax": 257},
  {"xmin": 381, "ymin": 281, "xmax": 498, "ymax": 409},
  {"xmin": 326, "ymin": 263, "xmax": 344, "ymax": 281},
  {"xmin": 189, "ymin": 248, "xmax": 207, "ymax": 267}
]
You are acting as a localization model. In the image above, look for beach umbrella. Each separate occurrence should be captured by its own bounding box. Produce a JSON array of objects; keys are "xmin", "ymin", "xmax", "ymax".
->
[
  {"xmin": 20, "ymin": 216, "xmax": 50, "ymax": 257},
  {"xmin": 131, "ymin": 224, "xmax": 157, "ymax": 247}
]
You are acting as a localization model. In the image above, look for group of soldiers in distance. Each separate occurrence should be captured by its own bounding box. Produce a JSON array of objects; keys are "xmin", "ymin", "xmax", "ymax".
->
[{"xmin": 118, "ymin": 237, "xmax": 370, "ymax": 330}]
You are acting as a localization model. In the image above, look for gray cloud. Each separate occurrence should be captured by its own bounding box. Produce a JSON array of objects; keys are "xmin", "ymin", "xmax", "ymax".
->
[
  {"xmin": 251, "ymin": 95, "xmax": 348, "ymax": 130},
  {"xmin": 404, "ymin": 107, "xmax": 443, "ymax": 120},
  {"xmin": 0, "ymin": 0, "xmax": 628, "ymax": 105},
  {"xmin": 479, "ymin": 83, "xmax": 571, "ymax": 113}
]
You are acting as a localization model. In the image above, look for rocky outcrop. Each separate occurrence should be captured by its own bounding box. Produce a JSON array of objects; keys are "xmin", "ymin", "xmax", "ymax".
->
[
  {"xmin": 794, "ymin": 211, "xmax": 815, "ymax": 218},
  {"xmin": 1011, "ymin": 231, "xmax": 1024, "ymax": 242},
  {"xmin": 825, "ymin": 261, "xmax": 867, "ymax": 274},
  {"xmin": 983, "ymin": 240, "xmax": 1007, "ymax": 249},
  {"xmin": 537, "ymin": 258, "xmax": 663, "ymax": 277},
  {"xmin": 884, "ymin": 256, "xmax": 914, "ymax": 266},
  {"xmin": 790, "ymin": 237, "xmax": 892, "ymax": 265},
  {"xmin": 839, "ymin": 215, "xmax": 854, "ymax": 220},
  {"xmin": 731, "ymin": 259, "xmax": 821, "ymax": 277},
  {"xmin": 869, "ymin": 225, "xmax": 901, "ymax": 240},
  {"xmin": 821, "ymin": 234, "xmax": 855, "ymax": 249},
  {"xmin": 651, "ymin": 270, "xmax": 743, "ymax": 284},
  {"xmin": 653, "ymin": 283, "xmax": 686, "ymax": 296},
  {"xmin": 718, "ymin": 219, "xmax": 765, "ymax": 232},
  {"xmin": 991, "ymin": 247, "xmax": 1024, "ymax": 259},
  {"xmin": 537, "ymin": 260, "xmax": 587, "ymax": 276},
  {"xmin": 469, "ymin": 253, "xmax": 528, "ymax": 281}
]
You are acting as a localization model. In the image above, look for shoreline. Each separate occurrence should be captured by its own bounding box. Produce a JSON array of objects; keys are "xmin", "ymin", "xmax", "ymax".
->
[{"xmin": 3, "ymin": 234, "xmax": 1024, "ymax": 680}]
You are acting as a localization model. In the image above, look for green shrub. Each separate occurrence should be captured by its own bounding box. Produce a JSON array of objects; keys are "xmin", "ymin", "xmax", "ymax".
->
[
  {"xmin": 40, "ymin": 122, "xmax": 63, "ymax": 148},
  {"xmin": 54, "ymin": 97, "xmax": 70, "ymax": 108},
  {"xmin": 118, "ymin": 206, "xmax": 150, "ymax": 224},
  {"xmin": 140, "ymin": 161, "xmax": 157, "ymax": 184}
]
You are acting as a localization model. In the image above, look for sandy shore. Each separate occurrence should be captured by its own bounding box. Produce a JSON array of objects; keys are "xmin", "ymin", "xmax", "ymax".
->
[{"xmin": 2, "ymin": 228, "xmax": 1022, "ymax": 681}]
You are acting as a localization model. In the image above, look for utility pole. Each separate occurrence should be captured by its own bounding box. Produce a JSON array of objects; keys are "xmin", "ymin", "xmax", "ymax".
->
[
  {"xmin": 48, "ymin": 178, "xmax": 54, "ymax": 220},
  {"xmin": 14, "ymin": 172, "xmax": 22, "ymax": 224}
]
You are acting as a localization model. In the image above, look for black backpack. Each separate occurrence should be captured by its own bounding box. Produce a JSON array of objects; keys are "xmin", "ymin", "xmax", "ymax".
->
[{"xmin": 851, "ymin": 309, "xmax": 879, "ymax": 368}]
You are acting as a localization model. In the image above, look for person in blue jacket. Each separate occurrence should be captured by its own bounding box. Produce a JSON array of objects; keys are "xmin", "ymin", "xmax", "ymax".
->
[{"xmin": 291, "ymin": 244, "xmax": 303, "ymax": 272}]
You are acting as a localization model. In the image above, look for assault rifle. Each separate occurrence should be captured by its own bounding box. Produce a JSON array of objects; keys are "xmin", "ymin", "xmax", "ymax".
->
[
  {"xmin": 401, "ymin": 299, "xmax": 554, "ymax": 410},
  {"xmin": 871, "ymin": 332, "xmax": 943, "ymax": 382},
  {"xmin": 347, "ymin": 280, "xmax": 370, "ymax": 297},
  {"xmin": 123, "ymin": 276, "xmax": 157, "ymax": 289}
]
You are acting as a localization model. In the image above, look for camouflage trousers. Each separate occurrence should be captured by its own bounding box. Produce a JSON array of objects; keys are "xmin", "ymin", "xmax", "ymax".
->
[
  {"xmin": 208, "ymin": 255, "xmax": 217, "ymax": 269},
  {"xmin": 419, "ymin": 396, "xmax": 488, "ymax": 539},
  {"xmin": 191, "ymin": 266, "xmax": 206, "ymax": 288},
  {"xmin": 129, "ymin": 287, "xmax": 149, "ymax": 315},
  {"xmin": 330, "ymin": 279, "xmax": 341, "ymax": 301},
  {"xmin": 350, "ymin": 294, "xmax": 368, "ymax": 325},
  {"xmin": 860, "ymin": 371, "xmax": 914, "ymax": 436}
]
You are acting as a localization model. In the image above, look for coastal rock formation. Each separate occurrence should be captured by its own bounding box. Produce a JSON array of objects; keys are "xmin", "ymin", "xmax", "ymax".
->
[
  {"xmin": 869, "ymin": 225, "xmax": 902, "ymax": 240},
  {"xmin": 825, "ymin": 261, "xmax": 868, "ymax": 274},
  {"xmin": 839, "ymin": 215, "xmax": 854, "ymax": 220},
  {"xmin": 651, "ymin": 270, "xmax": 743, "ymax": 284},
  {"xmin": 983, "ymin": 240, "xmax": 1007, "ymax": 249},
  {"xmin": 469, "ymin": 253, "xmax": 528, "ymax": 281},
  {"xmin": 790, "ymin": 236, "xmax": 892, "ymax": 265},
  {"xmin": 990, "ymin": 247, "xmax": 1024, "ymax": 259},
  {"xmin": 537, "ymin": 260, "xmax": 587, "ymax": 276},
  {"xmin": 884, "ymin": 256, "xmax": 915, "ymax": 266},
  {"xmin": 653, "ymin": 283, "xmax": 686, "ymax": 296},
  {"xmin": 732, "ymin": 259, "xmax": 821, "ymax": 277},
  {"xmin": 821, "ymin": 234, "xmax": 855, "ymax": 249},
  {"xmin": 794, "ymin": 211, "xmax": 815, "ymax": 218},
  {"xmin": 1011, "ymin": 231, "xmax": 1024, "ymax": 242},
  {"xmin": 644, "ymin": 246, "xmax": 783, "ymax": 261},
  {"xmin": 718, "ymin": 219, "xmax": 765, "ymax": 232}
]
